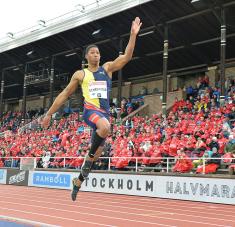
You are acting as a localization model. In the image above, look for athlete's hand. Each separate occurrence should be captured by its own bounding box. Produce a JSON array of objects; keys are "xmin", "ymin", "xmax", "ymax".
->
[
  {"xmin": 41, "ymin": 114, "xmax": 51, "ymax": 129},
  {"xmin": 131, "ymin": 17, "xmax": 142, "ymax": 36}
]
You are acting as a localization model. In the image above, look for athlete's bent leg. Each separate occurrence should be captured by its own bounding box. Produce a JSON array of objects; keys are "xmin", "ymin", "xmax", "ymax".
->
[
  {"xmin": 80, "ymin": 117, "xmax": 110, "ymax": 178},
  {"xmin": 93, "ymin": 146, "xmax": 104, "ymax": 162},
  {"xmin": 71, "ymin": 117, "xmax": 110, "ymax": 201}
]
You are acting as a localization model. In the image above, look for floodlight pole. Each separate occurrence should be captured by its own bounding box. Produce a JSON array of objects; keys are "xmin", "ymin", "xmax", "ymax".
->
[
  {"xmin": 220, "ymin": 7, "xmax": 226, "ymax": 106},
  {"xmin": 117, "ymin": 38, "xmax": 123, "ymax": 108},
  {"xmin": 0, "ymin": 70, "xmax": 5, "ymax": 116},
  {"xmin": 22, "ymin": 64, "xmax": 28, "ymax": 121},
  {"xmin": 49, "ymin": 56, "xmax": 55, "ymax": 107},
  {"xmin": 162, "ymin": 24, "xmax": 168, "ymax": 116}
]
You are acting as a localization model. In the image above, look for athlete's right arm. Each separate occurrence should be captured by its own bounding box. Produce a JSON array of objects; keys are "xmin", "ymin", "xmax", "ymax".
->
[{"xmin": 42, "ymin": 70, "xmax": 83, "ymax": 128}]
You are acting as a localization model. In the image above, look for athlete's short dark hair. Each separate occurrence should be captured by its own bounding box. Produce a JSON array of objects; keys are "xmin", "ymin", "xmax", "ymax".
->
[{"xmin": 85, "ymin": 44, "xmax": 99, "ymax": 55}]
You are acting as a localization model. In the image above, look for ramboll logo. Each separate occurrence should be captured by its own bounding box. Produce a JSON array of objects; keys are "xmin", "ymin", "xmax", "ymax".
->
[
  {"xmin": 9, "ymin": 171, "xmax": 26, "ymax": 184},
  {"xmin": 33, "ymin": 172, "xmax": 71, "ymax": 188}
]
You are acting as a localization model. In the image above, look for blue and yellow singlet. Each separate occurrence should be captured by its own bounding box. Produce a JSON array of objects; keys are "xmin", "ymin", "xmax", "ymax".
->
[{"xmin": 81, "ymin": 66, "xmax": 111, "ymax": 113}]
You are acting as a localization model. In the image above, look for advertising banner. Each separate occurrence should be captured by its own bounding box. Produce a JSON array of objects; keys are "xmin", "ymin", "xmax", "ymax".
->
[
  {"xmin": 6, "ymin": 169, "xmax": 29, "ymax": 186},
  {"xmin": 28, "ymin": 171, "xmax": 71, "ymax": 189},
  {"xmin": 29, "ymin": 171, "xmax": 235, "ymax": 205},
  {"xmin": 82, "ymin": 173, "xmax": 235, "ymax": 205}
]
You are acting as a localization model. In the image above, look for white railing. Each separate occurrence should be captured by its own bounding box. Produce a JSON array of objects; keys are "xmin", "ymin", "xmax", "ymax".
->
[{"xmin": 0, "ymin": 156, "xmax": 234, "ymax": 174}]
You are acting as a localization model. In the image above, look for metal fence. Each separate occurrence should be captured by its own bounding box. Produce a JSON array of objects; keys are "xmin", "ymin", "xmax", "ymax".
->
[{"xmin": 1, "ymin": 156, "xmax": 234, "ymax": 174}]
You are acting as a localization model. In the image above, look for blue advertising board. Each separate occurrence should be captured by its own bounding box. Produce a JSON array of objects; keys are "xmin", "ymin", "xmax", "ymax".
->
[
  {"xmin": 0, "ymin": 169, "xmax": 7, "ymax": 184},
  {"xmin": 29, "ymin": 171, "xmax": 71, "ymax": 189}
]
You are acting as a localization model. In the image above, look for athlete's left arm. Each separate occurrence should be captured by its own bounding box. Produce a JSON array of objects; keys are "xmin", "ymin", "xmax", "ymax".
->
[{"xmin": 104, "ymin": 17, "xmax": 142, "ymax": 75}]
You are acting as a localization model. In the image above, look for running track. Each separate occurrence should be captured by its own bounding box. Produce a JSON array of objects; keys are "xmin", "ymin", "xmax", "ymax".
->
[{"xmin": 0, "ymin": 185, "xmax": 234, "ymax": 227}]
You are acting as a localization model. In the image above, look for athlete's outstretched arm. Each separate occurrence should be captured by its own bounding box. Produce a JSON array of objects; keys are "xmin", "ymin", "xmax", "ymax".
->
[
  {"xmin": 104, "ymin": 17, "xmax": 142, "ymax": 74},
  {"xmin": 42, "ymin": 71, "xmax": 82, "ymax": 128}
]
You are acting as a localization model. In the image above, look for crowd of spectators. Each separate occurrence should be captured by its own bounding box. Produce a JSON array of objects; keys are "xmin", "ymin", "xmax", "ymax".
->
[
  {"xmin": 0, "ymin": 75, "xmax": 235, "ymax": 174},
  {"xmin": 0, "ymin": 108, "xmax": 45, "ymax": 133}
]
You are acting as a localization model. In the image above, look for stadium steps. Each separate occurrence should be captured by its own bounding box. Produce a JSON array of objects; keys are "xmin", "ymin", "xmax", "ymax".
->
[{"xmin": 122, "ymin": 103, "xmax": 149, "ymax": 122}]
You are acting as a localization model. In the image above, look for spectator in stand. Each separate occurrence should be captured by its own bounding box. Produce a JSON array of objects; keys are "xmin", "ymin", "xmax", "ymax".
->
[
  {"xmin": 126, "ymin": 98, "xmax": 133, "ymax": 115},
  {"xmin": 228, "ymin": 106, "xmax": 235, "ymax": 122},
  {"xmin": 191, "ymin": 137, "xmax": 206, "ymax": 158},
  {"xmin": 186, "ymin": 85, "xmax": 194, "ymax": 100},
  {"xmin": 202, "ymin": 75, "xmax": 209, "ymax": 88},
  {"xmin": 173, "ymin": 149, "xmax": 193, "ymax": 173},
  {"xmin": 225, "ymin": 77, "xmax": 235, "ymax": 93},
  {"xmin": 188, "ymin": 95, "xmax": 195, "ymax": 106},
  {"xmin": 132, "ymin": 100, "xmax": 140, "ymax": 111},
  {"xmin": 212, "ymin": 88, "xmax": 220, "ymax": 107},
  {"xmin": 125, "ymin": 117, "xmax": 134, "ymax": 130},
  {"xmin": 208, "ymin": 136, "xmax": 220, "ymax": 151},
  {"xmin": 120, "ymin": 98, "xmax": 128, "ymax": 119},
  {"xmin": 152, "ymin": 87, "xmax": 160, "ymax": 94},
  {"xmin": 139, "ymin": 86, "xmax": 147, "ymax": 96},
  {"xmin": 121, "ymin": 98, "xmax": 127, "ymax": 106},
  {"xmin": 198, "ymin": 99, "xmax": 208, "ymax": 112},
  {"xmin": 182, "ymin": 100, "xmax": 192, "ymax": 112},
  {"xmin": 0, "ymin": 159, "xmax": 4, "ymax": 167},
  {"xmin": 223, "ymin": 152, "xmax": 235, "ymax": 174},
  {"xmin": 224, "ymin": 135, "xmax": 235, "ymax": 154},
  {"xmin": 222, "ymin": 117, "xmax": 232, "ymax": 138},
  {"xmin": 110, "ymin": 104, "xmax": 118, "ymax": 119},
  {"xmin": 197, "ymin": 76, "xmax": 203, "ymax": 89},
  {"xmin": 196, "ymin": 147, "xmax": 221, "ymax": 174}
]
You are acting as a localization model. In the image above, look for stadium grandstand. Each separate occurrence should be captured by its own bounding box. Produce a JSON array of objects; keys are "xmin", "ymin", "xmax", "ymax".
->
[{"xmin": 0, "ymin": 0, "xmax": 235, "ymax": 226}]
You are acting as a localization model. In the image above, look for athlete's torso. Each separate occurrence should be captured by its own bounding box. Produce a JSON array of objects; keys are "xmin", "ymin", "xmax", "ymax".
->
[{"xmin": 81, "ymin": 66, "xmax": 111, "ymax": 113}]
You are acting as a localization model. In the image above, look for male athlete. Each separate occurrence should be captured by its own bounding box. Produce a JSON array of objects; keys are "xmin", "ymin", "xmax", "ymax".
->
[{"xmin": 42, "ymin": 17, "xmax": 142, "ymax": 201}]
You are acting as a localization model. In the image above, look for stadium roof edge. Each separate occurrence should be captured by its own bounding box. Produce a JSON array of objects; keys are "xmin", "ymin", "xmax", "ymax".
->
[{"xmin": 0, "ymin": 0, "xmax": 152, "ymax": 54}]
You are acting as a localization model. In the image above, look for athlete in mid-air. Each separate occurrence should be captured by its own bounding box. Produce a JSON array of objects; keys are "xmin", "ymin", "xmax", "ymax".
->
[{"xmin": 42, "ymin": 17, "xmax": 142, "ymax": 201}]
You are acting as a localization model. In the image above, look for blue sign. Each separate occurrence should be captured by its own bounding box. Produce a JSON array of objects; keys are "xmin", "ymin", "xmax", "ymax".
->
[
  {"xmin": 33, "ymin": 172, "xmax": 71, "ymax": 188},
  {"xmin": 0, "ymin": 170, "xmax": 4, "ymax": 180}
]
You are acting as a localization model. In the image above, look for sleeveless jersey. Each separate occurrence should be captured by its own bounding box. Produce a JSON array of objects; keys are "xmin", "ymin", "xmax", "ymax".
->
[{"xmin": 81, "ymin": 66, "xmax": 111, "ymax": 113}]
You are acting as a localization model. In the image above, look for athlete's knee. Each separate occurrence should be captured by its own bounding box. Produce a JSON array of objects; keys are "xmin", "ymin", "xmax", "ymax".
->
[
  {"xmin": 93, "ymin": 149, "xmax": 103, "ymax": 161},
  {"xmin": 94, "ymin": 151, "xmax": 102, "ymax": 160},
  {"xmin": 99, "ymin": 124, "xmax": 110, "ymax": 137}
]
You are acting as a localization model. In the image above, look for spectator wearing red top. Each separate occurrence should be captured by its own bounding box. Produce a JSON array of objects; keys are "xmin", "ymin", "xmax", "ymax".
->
[{"xmin": 173, "ymin": 149, "xmax": 193, "ymax": 173}]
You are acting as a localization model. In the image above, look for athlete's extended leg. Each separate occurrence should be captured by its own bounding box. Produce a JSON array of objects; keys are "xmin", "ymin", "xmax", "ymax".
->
[
  {"xmin": 71, "ymin": 146, "xmax": 104, "ymax": 201},
  {"xmin": 71, "ymin": 117, "xmax": 110, "ymax": 201},
  {"xmin": 93, "ymin": 146, "xmax": 104, "ymax": 162}
]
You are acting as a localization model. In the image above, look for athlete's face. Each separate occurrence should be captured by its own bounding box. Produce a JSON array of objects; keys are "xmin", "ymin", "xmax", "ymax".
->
[{"xmin": 86, "ymin": 47, "xmax": 100, "ymax": 65}]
